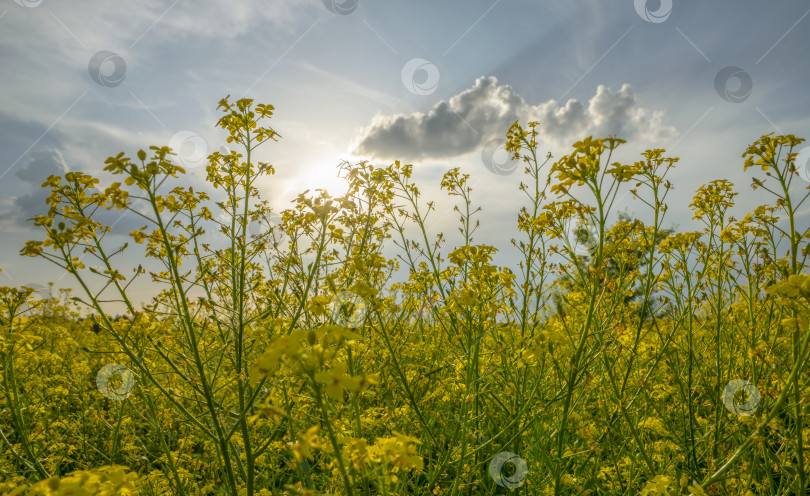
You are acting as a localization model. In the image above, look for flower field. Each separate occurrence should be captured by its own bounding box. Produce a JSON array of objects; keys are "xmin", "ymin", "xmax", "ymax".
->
[{"xmin": 1, "ymin": 97, "xmax": 809, "ymax": 495}]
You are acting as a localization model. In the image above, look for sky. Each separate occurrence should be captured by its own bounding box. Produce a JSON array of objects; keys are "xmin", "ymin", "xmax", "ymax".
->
[{"xmin": 1, "ymin": 0, "xmax": 809, "ymax": 311}]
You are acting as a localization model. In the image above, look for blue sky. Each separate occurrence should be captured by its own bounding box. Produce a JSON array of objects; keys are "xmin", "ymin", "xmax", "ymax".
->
[{"xmin": 1, "ymin": 0, "xmax": 809, "ymax": 309}]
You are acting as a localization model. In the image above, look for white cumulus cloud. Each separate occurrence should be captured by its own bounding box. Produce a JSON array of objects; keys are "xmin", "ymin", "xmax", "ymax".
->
[{"xmin": 353, "ymin": 76, "xmax": 677, "ymax": 161}]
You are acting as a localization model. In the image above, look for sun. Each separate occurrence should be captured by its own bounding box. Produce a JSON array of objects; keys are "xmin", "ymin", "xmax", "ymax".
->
[{"xmin": 299, "ymin": 159, "xmax": 351, "ymax": 198}]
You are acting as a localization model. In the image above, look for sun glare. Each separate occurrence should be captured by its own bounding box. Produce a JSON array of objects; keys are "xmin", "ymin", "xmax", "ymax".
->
[{"xmin": 300, "ymin": 159, "xmax": 351, "ymax": 198}]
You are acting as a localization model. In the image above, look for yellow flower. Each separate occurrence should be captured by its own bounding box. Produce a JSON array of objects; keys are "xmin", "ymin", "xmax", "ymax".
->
[
  {"xmin": 688, "ymin": 484, "xmax": 708, "ymax": 496},
  {"xmin": 315, "ymin": 362, "xmax": 378, "ymax": 401},
  {"xmin": 640, "ymin": 475, "xmax": 673, "ymax": 496},
  {"xmin": 766, "ymin": 273, "xmax": 810, "ymax": 298},
  {"xmin": 369, "ymin": 433, "xmax": 423, "ymax": 470},
  {"xmin": 26, "ymin": 465, "xmax": 138, "ymax": 495},
  {"xmin": 290, "ymin": 425, "xmax": 320, "ymax": 463}
]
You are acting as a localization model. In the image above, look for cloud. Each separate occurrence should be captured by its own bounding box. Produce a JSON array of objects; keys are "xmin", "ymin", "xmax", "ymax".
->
[
  {"xmin": 353, "ymin": 76, "xmax": 523, "ymax": 161},
  {"xmin": 7, "ymin": 150, "xmax": 69, "ymax": 228},
  {"xmin": 532, "ymin": 83, "xmax": 677, "ymax": 144},
  {"xmin": 353, "ymin": 76, "xmax": 677, "ymax": 161},
  {"xmin": 15, "ymin": 149, "xmax": 67, "ymax": 184},
  {"xmin": 6, "ymin": 149, "xmax": 141, "ymax": 235},
  {"xmin": 0, "ymin": 111, "xmax": 66, "ymax": 173}
]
